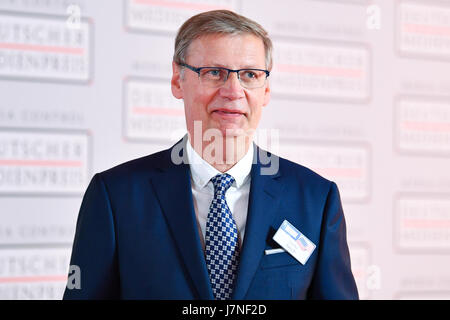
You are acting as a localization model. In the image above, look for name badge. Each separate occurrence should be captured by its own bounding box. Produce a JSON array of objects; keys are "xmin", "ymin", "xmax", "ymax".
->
[{"xmin": 272, "ymin": 220, "xmax": 316, "ymax": 265}]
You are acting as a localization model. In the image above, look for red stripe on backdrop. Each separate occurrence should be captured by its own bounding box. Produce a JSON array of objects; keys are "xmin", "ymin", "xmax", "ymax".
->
[
  {"xmin": 0, "ymin": 160, "xmax": 84, "ymax": 167},
  {"xmin": 0, "ymin": 42, "xmax": 84, "ymax": 55},
  {"xmin": 0, "ymin": 275, "xmax": 67, "ymax": 283}
]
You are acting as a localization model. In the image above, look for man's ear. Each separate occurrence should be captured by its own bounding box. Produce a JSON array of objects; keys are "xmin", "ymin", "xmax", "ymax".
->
[
  {"xmin": 262, "ymin": 79, "xmax": 271, "ymax": 107},
  {"xmin": 171, "ymin": 61, "xmax": 183, "ymax": 99}
]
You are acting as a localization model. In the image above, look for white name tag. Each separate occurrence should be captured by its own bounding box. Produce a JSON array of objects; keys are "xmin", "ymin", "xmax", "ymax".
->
[{"xmin": 272, "ymin": 220, "xmax": 316, "ymax": 265}]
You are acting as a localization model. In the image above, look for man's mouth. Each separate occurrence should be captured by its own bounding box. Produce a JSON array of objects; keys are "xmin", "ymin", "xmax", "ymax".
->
[
  {"xmin": 218, "ymin": 110, "xmax": 238, "ymax": 114},
  {"xmin": 212, "ymin": 108, "xmax": 245, "ymax": 116}
]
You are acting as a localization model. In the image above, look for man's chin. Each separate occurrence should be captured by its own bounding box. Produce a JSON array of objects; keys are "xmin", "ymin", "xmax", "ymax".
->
[
  {"xmin": 221, "ymin": 127, "xmax": 251, "ymax": 139},
  {"xmin": 201, "ymin": 123, "xmax": 254, "ymax": 141}
]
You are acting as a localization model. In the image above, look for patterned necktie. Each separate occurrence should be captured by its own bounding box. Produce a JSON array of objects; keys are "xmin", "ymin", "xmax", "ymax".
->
[{"xmin": 205, "ymin": 173, "xmax": 240, "ymax": 300}]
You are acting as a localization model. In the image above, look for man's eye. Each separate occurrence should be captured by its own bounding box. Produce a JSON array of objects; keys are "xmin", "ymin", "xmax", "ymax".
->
[
  {"xmin": 206, "ymin": 69, "xmax": 221, "ymax": 76},
  {"xmin": 243, "ymin": 71, "xmax": 257, "ymax": 79}
]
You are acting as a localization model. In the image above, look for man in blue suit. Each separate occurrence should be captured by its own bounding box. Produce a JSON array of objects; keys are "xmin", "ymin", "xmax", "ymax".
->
[{"xmin": 63, "ymin": 10, "xmax": 358, "ymax": 300}]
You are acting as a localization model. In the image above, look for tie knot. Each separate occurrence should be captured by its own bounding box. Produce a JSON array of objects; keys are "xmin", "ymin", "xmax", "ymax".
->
[{"xmin": 211, "ymin": 173, "xmax": 234, "ymax": 195}]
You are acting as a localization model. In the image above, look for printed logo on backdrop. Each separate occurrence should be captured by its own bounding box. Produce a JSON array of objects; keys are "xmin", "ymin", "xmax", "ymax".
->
[
  {"xmin": 0, "ymin": 222, "xmax": 75, "ymax": 246},
  {"xmin": 394, "ymin": 96, "xmax": 450, "ymax": 157},
  {"xmin": 394, "ymin": 194, "xmax": 450, "ymax": 254},
  {"xmin": 0, "ymin": 107, "xmax": 85, "ymax": 129},
  {"xmin": 271, "ymin": 38, "xmax": 371, "ymax": 103},
  {"xmin": 396, "ymin": 1, "xmax": 450, "ymax": 61},
  {"xmin": 397, "ymin": 274, "xmax": 450, "ymax": 298},
  {"xmin": 123, "ymin": 77, "xmax": 186, "ymax": 142},
  {"xmin": 278, "ymin": 141, "xmax": 371, "ymax": 203},
  {"xmin": 395, "ymin": 291, "xmax": 450, "ymax": 300},
  {"xmin": 0, "ymin": 0, "xmax": 86, "ymax": 15},
  {"xmin": 0, "ymin": 11, "xmax": 92, "ymax": 83},
  {"xmin": 0, "ymin": 129, "xmax": 90, "ymax": 195},
  {"xmin": 0, "ymin": 248, "xmax": 70, "ymax": 300},
  {"xmin": 124, "ymin": 0, "xmax": 240, "ymax": 34}
]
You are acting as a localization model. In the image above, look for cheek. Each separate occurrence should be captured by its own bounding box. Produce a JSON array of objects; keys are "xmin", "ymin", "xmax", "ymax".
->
[
  {"xmin": 185, "ymin": 91, "xmax": 216, "ymax": 120},
  {"xmin": 251, "ymin": 108, "xmax": 263, "ymax": 126},
  {"xmin": 248, "ymin": 95, "xmax": 265, "ymax": 121},
  {"xmin": 195, "ymin": 90, "xmax": 219, "ymax": 112}
]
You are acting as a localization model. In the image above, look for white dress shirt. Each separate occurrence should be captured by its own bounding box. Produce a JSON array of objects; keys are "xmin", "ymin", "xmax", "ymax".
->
[{"xmin": 186, "ymin": 140, "xmax": 253, "ymax": 250}]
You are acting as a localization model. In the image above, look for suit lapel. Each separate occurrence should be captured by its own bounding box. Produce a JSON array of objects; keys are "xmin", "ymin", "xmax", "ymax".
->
[
  {"xmin": 232, "ymin": 146, "xmax": 282, "ymax": 299},
  {"xmin": 149, "ymin": 139, "xmax": 214, "ymax": 299},
  {"xmin": 149, "ymin": 140, "xmax": 282, "ymax": 300}
]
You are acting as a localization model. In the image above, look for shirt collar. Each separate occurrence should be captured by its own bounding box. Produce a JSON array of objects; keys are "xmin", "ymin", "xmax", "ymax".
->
[{"xmin": 186, "ymin": 139, "xmax": 253, "ymax": 189}]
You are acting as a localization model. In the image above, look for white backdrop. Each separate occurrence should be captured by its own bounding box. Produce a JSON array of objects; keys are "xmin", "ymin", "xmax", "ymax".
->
[{"xmin": 0, "ymin": 0, "xmax": 449, "ymax": 299}]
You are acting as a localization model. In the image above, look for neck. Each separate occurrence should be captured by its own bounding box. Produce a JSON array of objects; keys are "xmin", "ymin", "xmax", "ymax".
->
[{"xmin": 189, "ymin": 134, "xmax": 252, "ymax": 173}]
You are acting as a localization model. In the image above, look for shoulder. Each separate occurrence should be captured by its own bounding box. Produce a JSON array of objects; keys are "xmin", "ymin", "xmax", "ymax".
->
[
  {"xmin": 257, "ymin": 146, "xmax": 331, "ymax": 183},
  {"xmin": 282, "ymin": 155, "xmax": 335, "ymax": 191},
  {"xmin": 96, "ymin": 147, "xmax": 172, "ymax": 185},
  {"xmin": 280, "ymin": 156, "xmax": 330, "ymax": 184},
  {"xmin": 279, "ymin": 157, "xmax": 329, "ymax": 182},
  {"xmin": 256, "ymin": 146, "xmax": 335, "ymax": 193}
]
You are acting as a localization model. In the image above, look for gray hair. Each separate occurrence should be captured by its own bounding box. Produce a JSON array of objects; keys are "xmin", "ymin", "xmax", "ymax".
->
[{"xmin": 173, "ymin": 10, "xmax": 273, "ymax": 71}]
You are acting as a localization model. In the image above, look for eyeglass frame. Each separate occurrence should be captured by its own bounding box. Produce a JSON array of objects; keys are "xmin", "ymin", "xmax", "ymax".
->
[{"xmin": 177, "ymin": 62, "xmax": 270, "ymax": 88}]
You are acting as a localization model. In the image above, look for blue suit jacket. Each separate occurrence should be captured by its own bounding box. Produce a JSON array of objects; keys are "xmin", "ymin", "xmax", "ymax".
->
[{"xmin": 63, "ymin": 138, "xmax": 358, "ymax": 299}]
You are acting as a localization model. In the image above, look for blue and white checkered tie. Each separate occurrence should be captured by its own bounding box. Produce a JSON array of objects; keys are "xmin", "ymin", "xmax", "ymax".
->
[{"xmin": 205, "ymin": 173, "xmax": 240, "ymax": 300}]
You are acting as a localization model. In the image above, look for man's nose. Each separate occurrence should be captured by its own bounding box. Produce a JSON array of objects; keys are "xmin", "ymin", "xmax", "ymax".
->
[{"xmin": 219, "ymin": 71, "xmax": 245, "ymax": 99}]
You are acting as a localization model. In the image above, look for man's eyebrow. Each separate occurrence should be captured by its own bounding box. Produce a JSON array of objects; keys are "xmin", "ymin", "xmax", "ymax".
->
[
  {"xmin": 201, "ymin": 63, "xmax": 264, "ymax": 69},
  {"xmin": 201, "ymin": 63, "xmax": 227, "ymax": 68}
]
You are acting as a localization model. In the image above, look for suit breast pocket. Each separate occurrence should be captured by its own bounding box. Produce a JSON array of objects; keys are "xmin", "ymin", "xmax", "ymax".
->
[
  {"xmin": 259, "ymin": 251, "xmax": 301, "ymax": 269},
  {"xmin": 248, "ymin": 252, "xmax": 311, "ymax": 299}
]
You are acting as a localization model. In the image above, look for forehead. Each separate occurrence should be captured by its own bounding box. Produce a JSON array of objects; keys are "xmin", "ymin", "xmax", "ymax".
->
[{"xmin": 185, "ymin": 33, "xmax": 266, "ymax": 68}]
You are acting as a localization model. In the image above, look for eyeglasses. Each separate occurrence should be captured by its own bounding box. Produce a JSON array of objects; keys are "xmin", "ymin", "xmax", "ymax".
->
[{"xmin": 178, "ymin": 62, "xmax": 270, "ymax": 89}]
